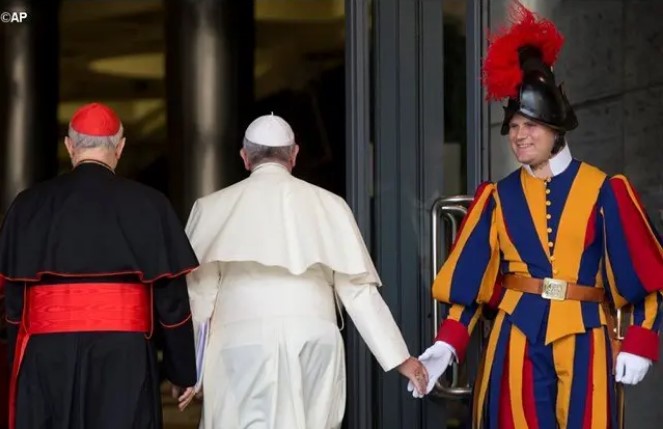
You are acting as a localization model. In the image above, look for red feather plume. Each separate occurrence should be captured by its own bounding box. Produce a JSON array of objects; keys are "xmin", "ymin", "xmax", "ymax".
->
[{"xmin": 482, "ymin": 1, "xmax": 564, "ymax": 101}]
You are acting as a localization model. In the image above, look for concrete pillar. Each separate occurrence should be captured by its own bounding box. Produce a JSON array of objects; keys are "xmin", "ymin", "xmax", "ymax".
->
[
  {"xmin": 0, "ymin": 0, "xmax": 60, "ymax": 212},
  {"xmin": 165, "ymin": 0, "xmax": 254, "ymax": 218}
]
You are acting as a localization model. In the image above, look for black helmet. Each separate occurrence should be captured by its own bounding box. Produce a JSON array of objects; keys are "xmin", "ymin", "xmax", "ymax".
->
[
  {"xmin": 482, "ymin": 2, "xmax": 577, "ymax": 135},
  {"xmin": 499, "ymin": 45, "xmax": 578, "ymax": 135}
]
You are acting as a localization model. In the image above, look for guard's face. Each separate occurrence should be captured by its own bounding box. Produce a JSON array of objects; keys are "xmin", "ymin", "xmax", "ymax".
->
[{"xmin": 508, "ymin": 114, "xmax": 556, "ymax": 167}]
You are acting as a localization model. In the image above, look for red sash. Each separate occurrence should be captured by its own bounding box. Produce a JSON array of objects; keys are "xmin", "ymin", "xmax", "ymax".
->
[{"xmin": 9, "ymin": 283, "xmax": 151, "ymax": 429}]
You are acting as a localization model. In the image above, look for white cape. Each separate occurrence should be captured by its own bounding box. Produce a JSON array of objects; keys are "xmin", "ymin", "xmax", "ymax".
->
[{"xmin": 185, "ymin": 162, "xmax": 381, "ymax": 286}]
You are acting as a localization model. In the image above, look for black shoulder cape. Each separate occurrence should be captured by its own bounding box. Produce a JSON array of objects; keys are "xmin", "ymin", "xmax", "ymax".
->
[{"xmin": 0, "ymin": 163, "xmax": 198, "ymax": 282}]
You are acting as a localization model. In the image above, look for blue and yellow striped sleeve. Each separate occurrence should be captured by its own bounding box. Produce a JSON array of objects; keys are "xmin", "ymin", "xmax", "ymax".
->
[
  {"xmin": 432, "ymin": 182, "xmax": 501, "ymax": 361},
  {"xmin": 600, "ymin": 175, "xmax": 663, "ymax": 361}
]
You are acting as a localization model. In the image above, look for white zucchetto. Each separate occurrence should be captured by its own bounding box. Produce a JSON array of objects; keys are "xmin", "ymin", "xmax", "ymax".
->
[{"xmin": 244, "ymin": 113, "xmax": 295, "ymax": 147}]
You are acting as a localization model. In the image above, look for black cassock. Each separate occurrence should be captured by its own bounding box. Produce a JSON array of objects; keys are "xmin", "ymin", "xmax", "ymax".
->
[{"xmin": 0, "ymin": 162, "xmax": 199, "ymax": 429}]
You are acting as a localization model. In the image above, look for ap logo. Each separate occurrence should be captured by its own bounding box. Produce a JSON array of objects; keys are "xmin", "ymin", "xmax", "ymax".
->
[{"xmin": 1, "ymin": 12, "xmax": 28, "ymax": 23}]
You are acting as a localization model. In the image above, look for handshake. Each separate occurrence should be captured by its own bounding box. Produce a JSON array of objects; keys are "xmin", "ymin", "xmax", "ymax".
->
[
  {"xmin": 398, "ymin": 341, "xmax": 456, "ymax": 398},
  {"xmin": 400, "ymin": 340, "xmax": 653, "ymax": 399}
]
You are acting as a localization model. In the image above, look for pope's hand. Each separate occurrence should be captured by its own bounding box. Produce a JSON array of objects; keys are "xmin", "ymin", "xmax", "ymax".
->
[
  {"xmin": 408, "ymin": 341, "xmax": 456, "ymax": 398},
  {"xmin": 615, "ymin": 352, "xmax": 652, "ymax": 385},
  {"xmin": 397, "ymin": 357, "xmax": 429, "ymax": 396}
]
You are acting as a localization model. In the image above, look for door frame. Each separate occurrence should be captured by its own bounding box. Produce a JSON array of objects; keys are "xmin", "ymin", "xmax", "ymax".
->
[{"xmin": 344, "ymin": 0, "xmax": 486, "ymax": 427}]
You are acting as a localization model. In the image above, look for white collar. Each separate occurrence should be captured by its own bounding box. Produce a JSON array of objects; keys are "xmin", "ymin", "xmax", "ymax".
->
[
  {"xmin": 250, "ymin": 162, "xmax": 291, "ymax": 175},
  {"xmin": 523, "ymin": 144, "xmax": 573, "ymax": 177}
]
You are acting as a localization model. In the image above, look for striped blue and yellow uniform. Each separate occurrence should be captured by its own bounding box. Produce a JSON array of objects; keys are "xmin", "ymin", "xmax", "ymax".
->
[{"xmin": 432, "ymin": 160, "xmax": 663, "ymax": 429}]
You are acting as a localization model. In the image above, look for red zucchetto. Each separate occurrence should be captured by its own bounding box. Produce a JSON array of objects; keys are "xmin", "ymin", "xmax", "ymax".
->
[{"xmin": 69, "ymin": 102, "xmax": 121, "ymax": 136}]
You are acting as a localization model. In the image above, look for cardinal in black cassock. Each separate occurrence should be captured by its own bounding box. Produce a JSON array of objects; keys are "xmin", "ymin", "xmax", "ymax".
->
[{"xmin": 0, "ymin": 103, "xmax": 199, "ymax": 429}]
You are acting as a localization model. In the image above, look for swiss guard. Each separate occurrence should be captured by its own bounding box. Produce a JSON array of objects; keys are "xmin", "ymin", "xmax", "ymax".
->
[
  {"xmin": 413, "ymin": 2, "xmax": 663, "ymax": 429},
  {"xmin": 0, "ymin": 103, "xmax": 199, "ymax": 429}
]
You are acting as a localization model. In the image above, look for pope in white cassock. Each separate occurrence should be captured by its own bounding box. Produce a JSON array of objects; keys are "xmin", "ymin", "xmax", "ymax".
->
[{"xmin": 183, "ymin": 114, "xmax": 429, "ymax": 429}]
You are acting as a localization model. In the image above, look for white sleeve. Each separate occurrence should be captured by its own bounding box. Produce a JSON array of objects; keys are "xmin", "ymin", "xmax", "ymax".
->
[
  {"xmin": 186, "ymin": 262, "xmax": 220, "ymax": 392},
  {"xmin": 184, "ymin": 200, "xmax": 202, "ymax": 237},
  {"xmin": 186, "ymin": 262, "xmax": 220, "ymax": 339},
  {"xmin": 334, "ymin": 272, "xmax": 410, "ymax": 372}
]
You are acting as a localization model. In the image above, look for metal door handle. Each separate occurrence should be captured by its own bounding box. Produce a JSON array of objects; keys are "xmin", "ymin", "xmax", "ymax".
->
[{"xmin": 430, "ymin": 195, "xmax": 475, "ymax": 399}]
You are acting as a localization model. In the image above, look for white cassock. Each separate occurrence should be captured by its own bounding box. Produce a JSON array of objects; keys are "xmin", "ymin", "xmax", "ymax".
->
[{"xmin": 185, "ymin": 162, "xmax": 411, "ymax": 429}]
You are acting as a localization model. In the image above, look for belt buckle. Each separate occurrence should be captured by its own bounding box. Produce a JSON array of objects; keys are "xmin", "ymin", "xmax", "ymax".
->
[{"xmin": 541, "ymin": 278, "xmax": 567, "ymax": 301}]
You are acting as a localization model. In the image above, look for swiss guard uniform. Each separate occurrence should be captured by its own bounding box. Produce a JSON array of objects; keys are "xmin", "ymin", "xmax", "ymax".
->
[
  {"xmin": 0, "ymin": 103, "xmax": 199, "ymax": 429},
  {"xmin": 427, "ymin": 3, "xmax": 663, "ymax": 429}
]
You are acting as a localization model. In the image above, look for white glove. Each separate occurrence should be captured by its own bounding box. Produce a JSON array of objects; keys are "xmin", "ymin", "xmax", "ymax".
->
[
  {"xmin": 615, "ymin": 351, "xmax": 652, "ymax": 385},
  {"xmin": 407, "ymin": 341, "xmax": 456, "ymax": 398}
]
